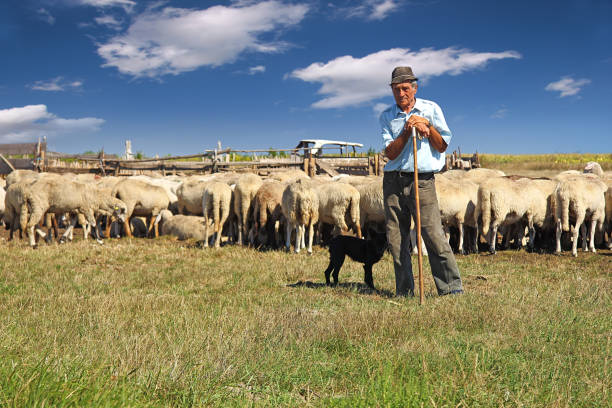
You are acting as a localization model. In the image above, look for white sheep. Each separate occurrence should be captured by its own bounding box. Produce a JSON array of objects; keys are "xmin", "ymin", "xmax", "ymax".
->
[
  {"xmin": 281, "ymin": 179, "xmax": 319, "ymax": 254},
  {"xmin": 605, "ymin": 182, "xmax": 612, "ymax": 249},
  {"xmin": 111, "ymin": 178, "xmax": 170, "ymax": 238},
  {"xmin": 554, "ymin": 175, "xmax": 607, "ymax": 256},
  {"xmin": 176, "ymin": 176, "xmax": 215, "ymax": 215},
  {"xmin": 158, "ymin": 209, "xmax": 207, "ymax": 241},
  {"xmin": 5, "ymin": 169, "xmax": 40, "ymax": 188},
  {"xmin": 479, "ymin": 177, "xmax": 552, "ymax": 253},
  {"xmin": 3, "ymin": 182, "xmax": 31, "ymax": 240},
  {"xmin": 434, "ymin": 174, "xmax": 479, "ymax": 254},
  {"xmin": 354, "ymin": 179, "xmax": 385, "ymax": 234},
  {"xmin": 233, "ymin": 173, "xmax": 263, "ymax": 245},
  {"xmin": 443, "ymin": 168, "xmax": 506, "ymax": 185},
  {"xmin": 23, "ymin": 178, "xmax": 127, "ymax": 247},
  {"xmin": 201, "ymin": 181, "xmax": 232, "ymax": 248},
  {"xmin": 313, "ymin": 181, "xmax": 362, "ymax": 239},
  {"xmin": 251, "ymin": 180, "xmax": 286, "ymax": 248}
]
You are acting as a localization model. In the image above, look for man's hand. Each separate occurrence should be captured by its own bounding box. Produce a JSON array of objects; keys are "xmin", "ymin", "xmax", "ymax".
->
[{"xmin": 407, "ymin": 115, "xmax": 431, "ymax": 137}]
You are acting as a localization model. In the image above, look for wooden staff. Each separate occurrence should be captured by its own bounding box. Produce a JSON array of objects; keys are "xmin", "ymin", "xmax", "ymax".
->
[{"xmin": 412, "ymin": 126, "xmax": 425, "ymax": 305}]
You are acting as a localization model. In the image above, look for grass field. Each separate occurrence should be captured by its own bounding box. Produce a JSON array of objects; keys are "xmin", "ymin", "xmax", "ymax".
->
[
  {"xmin": 479, "ymin": 153, "xmax": 612, "ymax": 177},
  {"xmin": 0, "ymin": 236, "xmax": 610, "ymax": 407}
]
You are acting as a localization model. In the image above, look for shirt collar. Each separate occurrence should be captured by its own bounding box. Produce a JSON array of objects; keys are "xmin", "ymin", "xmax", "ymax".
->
[{"xmin": 394, "ymin": 98, "xmax": 423, "ymax": 116}]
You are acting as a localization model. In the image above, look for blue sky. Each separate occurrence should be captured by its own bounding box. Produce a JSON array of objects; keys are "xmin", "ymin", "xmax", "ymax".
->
[{"xmin": 1, "ymin": 0, "xmax": 610, "ymax": 156}]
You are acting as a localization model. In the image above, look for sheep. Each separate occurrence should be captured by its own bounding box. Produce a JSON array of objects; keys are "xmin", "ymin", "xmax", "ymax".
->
[
  {"xmin": 233, "ymin": 173, "xmax": 263, "ymax": 245},
  {"xmin": 268, "ymin": 170, "xmax": 309, "ymax": 183},
  {"xmin": 434, "ymin": 174, "xmax": 480, "ymax": 254},
  {"xmin": 129, "ymin": 175, "xmax": 181, "ymax": 212},
  {"xmin": 251, "ymin": 180, "xmax": 286, "ymax": 248},
  {"xmin": 554, "ymin": 175, "xmax": 607, "ymax": 256},
  {"xmin": 3, "ymin": 182, "xmax": 31, "ymax": 240},
  {"xmin": 443, "ymin": 168, "xmax": 506, "ymax": 185},
  {"xmin": 281, "ymin": 179, "xmax": 319, "ymax": 254},
  {"xmin": 23, "ymin": 178, "xmax": 127, "ymax": 247},
  {"xmin": 313, "ymin": 181, "xmax": 362, "ymax": 240},
  {"xmin": 201, "ymin": 181, "xmax": 232, "ymax": 248},
  {"xmin": 354, "ymin": 179, "xmax": 385, "ymax": 235},
  {"xmin": 0, "ymin": 185, "xmax": 5, "ymax": 226},
  {"xmin": 479, "ymin": 177, "xmax": 554, "ymax": 253},
  {"xmin": 5, "ymin": 169, "xmax": 39, "ymax": 188},
  {"xmin": 176, "ymin": 176, "xmax": 215, "ymax": 215},
  {"xmin": 605, "ymin": 182, "xmax": 612, "ymax": 249},
  {"xmin": 158, "ymin": 209, "xmax": 207, "ymax": 241},
  {"xmin": 583, "ymin": 161, "xmax": 604, "ymax": 177},
  {"xmin": 111, "ymin": 178, "xmax": 170, "ymax": 238}
]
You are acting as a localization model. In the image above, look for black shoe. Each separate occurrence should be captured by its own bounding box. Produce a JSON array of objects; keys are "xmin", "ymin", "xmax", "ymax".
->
[{"xmin": 441, "ymin": 289, "xmax": 464, "ymax": 296}]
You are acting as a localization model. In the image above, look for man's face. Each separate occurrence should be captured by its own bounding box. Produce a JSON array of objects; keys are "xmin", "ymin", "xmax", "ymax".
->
[{"xmin": 391, "ymin": 81, "xmax": 417, "ymax": 111}]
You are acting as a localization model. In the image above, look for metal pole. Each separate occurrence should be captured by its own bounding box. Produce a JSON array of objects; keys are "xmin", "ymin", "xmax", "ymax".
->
[{"xmin": 412, "ymin": 127, "xmax": 425, "ymax": 305}]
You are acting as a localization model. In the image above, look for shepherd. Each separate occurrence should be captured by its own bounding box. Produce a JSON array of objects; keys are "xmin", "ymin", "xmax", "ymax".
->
[{"xmin": 380, "ymin": 66, "xmax": 464, "ymax": 297}]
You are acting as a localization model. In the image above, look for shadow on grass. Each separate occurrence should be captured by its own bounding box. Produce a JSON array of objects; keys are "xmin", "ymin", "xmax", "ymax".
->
[{"xmin": 287, "ymin": 280, "xmax": 395, "ymax": 298}]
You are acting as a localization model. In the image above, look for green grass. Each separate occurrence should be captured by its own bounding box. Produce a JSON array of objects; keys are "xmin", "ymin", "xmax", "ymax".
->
[{"xmin": 0, "ymin": 238, "xmax": 610, "ymax": 407}]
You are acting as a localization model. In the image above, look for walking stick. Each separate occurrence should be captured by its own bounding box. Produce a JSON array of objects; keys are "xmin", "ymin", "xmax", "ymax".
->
[{"xmin": 412, "ymin": 126, "xmax": 425, "ymax": 305}]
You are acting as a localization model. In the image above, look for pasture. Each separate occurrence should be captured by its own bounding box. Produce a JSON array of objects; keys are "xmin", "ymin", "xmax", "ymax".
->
[{"xmin": 0, "ymin": 234, "xmax": 610, "ymax": 406}]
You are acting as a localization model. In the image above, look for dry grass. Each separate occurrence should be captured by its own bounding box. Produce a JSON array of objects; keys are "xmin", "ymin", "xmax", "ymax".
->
[
  {"xmin": 479, "ymin": 153, "xmax": 612, "ymax": 177},
  {"xmin": 0, "ymin": 236, "xmax": 610, "ymax": 407}
]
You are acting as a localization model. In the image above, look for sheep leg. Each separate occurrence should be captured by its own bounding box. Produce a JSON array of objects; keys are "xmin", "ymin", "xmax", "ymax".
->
[
  {"xmin": 472, "ymin": 225, "xmax": 479, "ymax": 254},
  {"xmin": 580, "ymin": 223, "xmax": 588, "ymax": 252},
  {"xmin": 355, "ymin": 223, "xmax": 362, "ymax": 239},
  {"xmin": 214, "ymin": 217, "xmax": 221, "ymax": 248},
  {"xmin": 588, "ymin": 219, "xmax": 597, "ymax": 253},
  {"xmin": 571, "ymin": 213, "xmax": 585, "ymax": 257},
  {"xmin": 28, "ymin": 225, "xmax": 37, "ymax": 248},
  {"xmin": 274, "ymin": 220, "xmax": 280, "ymax": 249},
  {"xmin": 60, "ymin": 215, "xmax": 76, "ymax": 243},
  {"xmin": 300, "ymin": 225, "xmax": 306, "ymax": 251},
  {"xmin": 443, "ymin": 225, "xmax": 450, "ymax": 244},
  {"xmin": 285, "ymin": 222, "xmax": 292, "ymax": 252},
  {"xmin": 203, "ymin": 214, "xmax": 210, "ymax": 248},
  {"xmin": 51, "ymin": 214, "xmax": 59, "ymax": 239},
  {"xmin": 294, "ymin": 225, "xmax": 301, "ymax": 253},
  {"xmin": 489, "ymin": 224, "xmax": 498, "ymax": 254},
  {"xmin": 307, "ymin": 220, "xmax": 314, "ymax": 255},
  {"xmin": 123, "ymin": 217, "xmax": 133, "ymax": 238},
  {"xmin": 555, "ymin": 220, "xmax": 562, "ymax": 254},
  {"xmin": 458, "ymin": 222, "xmax": 465, "ymax": 255},
  {"xmin": 86, "ymin": 211, "xmax": 103, "ymax": 244},
  {"xmin": 104, "ymin": 215, "xmax": 112, "ymax": 239},
  {"xmin": 410, "ymin": 226, "xmax": 417, "ymax": 255},
  {"xmin": 237, "ymin": 219, "xmax": 243, "ymax": 246}
]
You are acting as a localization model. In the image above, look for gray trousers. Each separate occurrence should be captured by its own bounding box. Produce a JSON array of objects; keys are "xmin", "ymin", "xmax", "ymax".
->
[{"xmin": 383, "ymin": 171, "xmax": 463, "ymax": 296}]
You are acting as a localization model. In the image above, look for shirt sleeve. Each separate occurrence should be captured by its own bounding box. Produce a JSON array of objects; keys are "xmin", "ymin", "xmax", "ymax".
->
[
  {"xmin": 380, "ymin": 110, "xmax": 394, "ymax": 152},
  {"xmin": 431, "ymin": 102, "xmax": 452, "ymax": 146}
]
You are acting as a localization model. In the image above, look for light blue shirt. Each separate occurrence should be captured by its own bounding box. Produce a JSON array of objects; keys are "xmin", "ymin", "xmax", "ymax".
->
[{"xmin": 380, "ymin": 98, "xmax": 452, "ymax": 172}]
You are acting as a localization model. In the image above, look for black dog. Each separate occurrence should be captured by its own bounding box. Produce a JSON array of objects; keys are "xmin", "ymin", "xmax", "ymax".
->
[{"xmin": 323, "ymin": 232, "xmax": 387, "ymax": 289}]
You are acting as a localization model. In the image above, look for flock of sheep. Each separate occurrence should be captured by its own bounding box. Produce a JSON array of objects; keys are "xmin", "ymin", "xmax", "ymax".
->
[{"xmin": 1, "ymin": 163, "xmax": 611, "ymax": 257}]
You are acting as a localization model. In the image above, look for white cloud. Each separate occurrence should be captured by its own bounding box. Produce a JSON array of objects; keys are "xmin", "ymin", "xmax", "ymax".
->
[
  {"xmin": 97, "ymin": 1, "xmax": 309, "ymax": 78},
  {"xmin": 75, "ymin": 0, "xmax": 135, "ymax": 12},
  {"xmin": 289, "ymin": 47, "xmax": 522, "ymax": 108},
  {"xmin": 372, "ymin": 102, "xmax": 389, "ymax": 117},
  {"xmin": 0, "ymin": 105, "xmax": 104, "ymax": 143},
  {"xmin": 332, "ymin": 0, "xmax": 401, "ymax": 21},
  {"xmin": 95, "ymin": 15, "xmax": 123, "ymax": 29},
  {"xmin": 491, "ymin": 107, "xmax": 508, "ymax": 119},
  {"xmin": 28, "ymin": 77, "xmax": 84, "ymax": 92},
  {"xmin": 36, "ymin": 8, "xmax": 56, "ymax": 25},
  {"xmin": 249, "ymin": 65, "xmax": 266, "ymax": 75},
  {"xmin": 545, "ymin": 76, "xmax": 591, "ymax": 97}
]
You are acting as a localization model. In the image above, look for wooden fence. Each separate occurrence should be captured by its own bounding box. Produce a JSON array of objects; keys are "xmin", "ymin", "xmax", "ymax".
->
[{"xmin": 0, "ymin": 143, "xmax": 383, "ymax": 177}]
